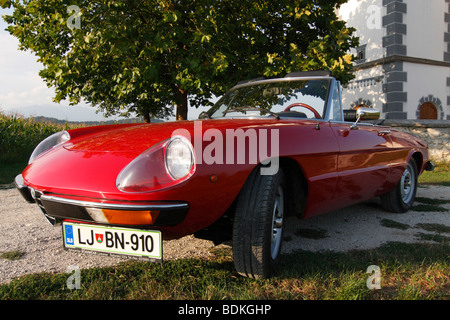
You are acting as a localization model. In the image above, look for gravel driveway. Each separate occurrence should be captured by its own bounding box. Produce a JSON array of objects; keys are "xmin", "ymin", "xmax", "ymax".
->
[{"xmin": 1, "ymin": 185, "xmax": 449, "ymax": 285}]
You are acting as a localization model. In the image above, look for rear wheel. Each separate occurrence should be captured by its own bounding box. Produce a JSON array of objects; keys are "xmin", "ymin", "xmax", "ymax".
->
[
  {"xmin": 232, "ymin": 167, "xmax": 285, "ymax": 279},
  {"xmin": 380, "ymin": 158, "xmax": 418, "ymax": 213}
]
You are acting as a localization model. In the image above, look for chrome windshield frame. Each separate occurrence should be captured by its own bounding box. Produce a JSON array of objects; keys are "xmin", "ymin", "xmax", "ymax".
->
[{"xmin": 211, "ymin": 76, "xmax": 335, "ymax": 120}]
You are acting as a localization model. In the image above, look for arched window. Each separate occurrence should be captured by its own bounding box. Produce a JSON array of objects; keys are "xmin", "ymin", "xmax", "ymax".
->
[
  {"xmin": 419, "ymin": 102, "xmax": 438, "ymax": 119},
  {"xmin": 351, "ymin": 98, "xmax": 372, "ymax": 110}
]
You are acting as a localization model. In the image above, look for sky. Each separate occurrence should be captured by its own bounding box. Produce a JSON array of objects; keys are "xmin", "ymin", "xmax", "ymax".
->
[{"xmin": 0, "ymin": 7, "xmax": 210, "ymax": 122}]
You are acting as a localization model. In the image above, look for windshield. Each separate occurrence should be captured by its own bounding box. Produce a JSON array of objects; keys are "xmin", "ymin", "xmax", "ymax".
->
[{"xmin": 208, "ymin": 79, "xmax": 331, "ymax": 119}]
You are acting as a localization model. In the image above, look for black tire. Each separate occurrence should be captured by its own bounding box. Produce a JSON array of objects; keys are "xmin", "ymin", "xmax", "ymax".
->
[
  {"xmin": 232, "ymin": 167, "xmax": 286, "ymax": 279},
  {"xmin": 380, "ymin": 158, "xmax": 418, "ymax": 213}
]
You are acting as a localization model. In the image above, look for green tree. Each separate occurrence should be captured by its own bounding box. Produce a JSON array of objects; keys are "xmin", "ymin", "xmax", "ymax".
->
[{"xmin": 1, "ymin": 0, "xmax": 358, "ymax": 122}]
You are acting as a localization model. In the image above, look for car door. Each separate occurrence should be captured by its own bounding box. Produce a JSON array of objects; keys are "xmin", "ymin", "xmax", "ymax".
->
[{"xmin": 330, "ymin": 121, "xmax": 393, "ymax": 206}]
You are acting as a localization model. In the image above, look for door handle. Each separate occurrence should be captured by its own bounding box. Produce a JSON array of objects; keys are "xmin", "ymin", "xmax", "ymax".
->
[{"xmin": 377, "ymin": 130, "xmax": 391, "ymax": 136}]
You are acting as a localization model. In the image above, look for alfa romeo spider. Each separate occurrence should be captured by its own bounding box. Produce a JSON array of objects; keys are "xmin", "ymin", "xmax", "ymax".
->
[{"xmin": 15, "ymin": 71, "xmax": 434, "ymax": 278}]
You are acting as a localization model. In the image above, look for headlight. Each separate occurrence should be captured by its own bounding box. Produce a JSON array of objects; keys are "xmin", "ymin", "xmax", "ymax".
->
[
  {"xmin": 165, "ymin": 137, "xmax": 195, "ymax": 180},
  {"xmin": 28, "ymin": 131, "xmax": 71, "ymax": 164},
  {"xmin": 116, "ymin": 136, "xmax": 195, "ymax": 193}
]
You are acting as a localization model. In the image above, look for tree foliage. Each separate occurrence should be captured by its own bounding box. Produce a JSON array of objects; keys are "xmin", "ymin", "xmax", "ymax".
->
[{"xmin": 1, "ymin": 0, "xmax": 358, "ymax": 121}]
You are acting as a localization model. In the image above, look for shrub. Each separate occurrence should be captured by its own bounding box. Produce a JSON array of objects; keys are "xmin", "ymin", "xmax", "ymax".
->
[{"xmin": 0, "ymin": 111, "xmax": 65, "ymax": 164}]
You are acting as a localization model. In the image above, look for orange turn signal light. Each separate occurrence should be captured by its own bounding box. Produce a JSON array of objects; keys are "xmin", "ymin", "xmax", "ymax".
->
[{"xmin": 102, "ymin": 209, "xmax": 160, "ymax": 226}]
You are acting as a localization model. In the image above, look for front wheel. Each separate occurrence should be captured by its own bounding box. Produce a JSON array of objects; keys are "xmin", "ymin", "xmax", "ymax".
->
[
  {"xmin": 380, "ymin": 158, "xmax": 418, "ymax": 213},
  {"xmin": 232, "ymin": 167, "xmax": 286, "ymax": 279}
]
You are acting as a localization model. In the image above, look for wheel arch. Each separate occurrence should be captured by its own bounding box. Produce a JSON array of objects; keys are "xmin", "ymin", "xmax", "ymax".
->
[
  {"xmin": 410, "ymin": 151, "xmax": 424, "ymax": 174},
  {"xmin": 278, "ymin": 157, "xmax": 308, "ymax": 219}
]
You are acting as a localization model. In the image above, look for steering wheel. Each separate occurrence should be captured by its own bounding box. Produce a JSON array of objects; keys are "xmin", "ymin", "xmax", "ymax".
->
[{"xmin": 284, "ymin": 103, "xmax": 322, "ymax": 119}]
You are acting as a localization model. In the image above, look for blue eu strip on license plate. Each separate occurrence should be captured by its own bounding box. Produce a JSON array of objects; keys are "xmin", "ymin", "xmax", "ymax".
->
[{"xmin": 62, "ymin": 222, "xmax": 162, "ymax": 262}]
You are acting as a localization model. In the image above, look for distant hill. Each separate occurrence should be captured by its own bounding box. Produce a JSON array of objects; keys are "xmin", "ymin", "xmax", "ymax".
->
[
  {"xmin": 31, "ymin": 116, "xmax": 164, "ymax": 126},
  {"xmin": 4, "ymin": 104, "xmax": 170, "ymax": 123}
]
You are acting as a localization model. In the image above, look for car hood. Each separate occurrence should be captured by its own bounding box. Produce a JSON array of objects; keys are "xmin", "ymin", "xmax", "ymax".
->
[
  {"xmin": 65, "ymin": 122, "xmax": 183, "ymax": 153},
  {"xmin": 65, "ymin": 118, "xmax": 286, "ymax": 153}
]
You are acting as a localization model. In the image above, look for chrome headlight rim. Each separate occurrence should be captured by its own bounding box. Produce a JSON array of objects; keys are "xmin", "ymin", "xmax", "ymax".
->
[{"xmin": 164, "ymin": 135, "xmax": 195, "ymax": 181}]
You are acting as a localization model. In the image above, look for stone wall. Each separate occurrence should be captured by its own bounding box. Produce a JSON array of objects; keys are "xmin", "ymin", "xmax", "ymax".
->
[{"xmin": 381, "ymin": 120, "xmax": 450, "ymax": 162}]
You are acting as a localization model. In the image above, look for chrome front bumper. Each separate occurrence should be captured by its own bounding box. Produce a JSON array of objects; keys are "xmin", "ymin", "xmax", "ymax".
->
[
  {"xmin": 15, "ymin": 174, "xmax": 58, "ymax": 225},
  {"xmin": 14, "ymin": 174, "xmax": 36, "ymax": 204},
  {"xmin": 14, "ymin": 174, "xmax": 189, "ymax": 227}
]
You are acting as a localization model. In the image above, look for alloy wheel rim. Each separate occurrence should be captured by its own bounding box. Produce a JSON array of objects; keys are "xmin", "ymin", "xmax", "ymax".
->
[
  {"xmin": 271, "ymin": 185, "xmax": 284, "ymax": 260},
  {"xmin": 401, "ymin": 164, "xmax": 414, "ymax": 203}
]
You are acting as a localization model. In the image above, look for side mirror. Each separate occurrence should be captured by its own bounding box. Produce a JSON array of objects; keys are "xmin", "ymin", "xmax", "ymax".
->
[
  {"xmin": 357, "ymin": 107, "xmax": 380, "ymax": 120},
  {"xmin": 350, "ymin": 108, "xmax": 380, "ymax": 129}
]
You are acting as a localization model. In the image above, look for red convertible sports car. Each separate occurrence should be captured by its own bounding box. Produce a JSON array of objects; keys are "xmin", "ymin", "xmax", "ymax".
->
[{"xmin": 15, "ymin": 71, "xmax": 434, "ymax": 278}]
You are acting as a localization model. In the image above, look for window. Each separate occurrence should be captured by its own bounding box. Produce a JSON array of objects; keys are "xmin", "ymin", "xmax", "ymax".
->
[
  {"xmin": 328, "ymin": 83, "xmax": 343, "ymax": 121},
  {"xmin": 356, "ymin": 45, "xmax": 367, "ymax": 63},
  {"xmin": 353, "ymin": 104, "xmax": 371, "ymax": 110}
]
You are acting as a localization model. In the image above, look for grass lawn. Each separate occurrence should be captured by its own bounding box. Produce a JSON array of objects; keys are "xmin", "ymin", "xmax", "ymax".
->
[
  {"xmin": 1, "ymin": 242, "xmax": 448, "ymax": 300},
  {"xmin": 418, "ymin": 162, "xmax": 450, "ymax": 186},
  {"xmin": 0, "ymin": 161, "xmax": 27, "ymax": 185}
]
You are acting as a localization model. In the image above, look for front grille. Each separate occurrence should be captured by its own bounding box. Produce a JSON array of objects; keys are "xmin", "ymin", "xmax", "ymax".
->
[{"xmin": 39, "ymin": 196, "xmax": 94, "ymax": 223}]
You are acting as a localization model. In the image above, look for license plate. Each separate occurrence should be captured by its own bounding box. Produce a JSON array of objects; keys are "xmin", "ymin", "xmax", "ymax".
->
[{"xmin": 62, "ymin": 222, "xmax": 162, "ymax": 262}]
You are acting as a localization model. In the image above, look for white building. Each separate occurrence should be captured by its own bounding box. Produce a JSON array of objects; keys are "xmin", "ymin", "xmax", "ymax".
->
[{"xmin": 338, "ymin": 0, "xmax": 450, "ymax": 120}]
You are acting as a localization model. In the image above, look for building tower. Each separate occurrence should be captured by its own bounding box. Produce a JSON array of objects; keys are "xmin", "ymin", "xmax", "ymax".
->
[{"xmin": 339, "ymin": 0, "xmax": 450, "ymax": 120}]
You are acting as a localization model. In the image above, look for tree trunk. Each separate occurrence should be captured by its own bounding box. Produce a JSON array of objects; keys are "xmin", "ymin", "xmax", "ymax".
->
[
  {"xmin": 143, "ymin": 112, "xmax": 151, "ymax": 123},
  {"xmin": 176, "ymin": 88, "xmax": 188, "ymax": 120}
]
